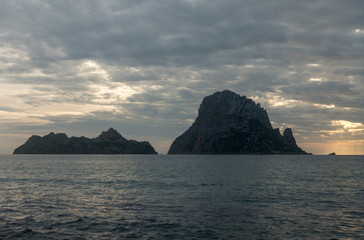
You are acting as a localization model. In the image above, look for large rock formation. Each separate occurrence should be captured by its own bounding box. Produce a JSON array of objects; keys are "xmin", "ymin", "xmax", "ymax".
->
[
  {"xmin": 168, "ymin": 90, "xmax": 308, "ymax": 154},
  {"xmin": 13, "ymin": 128, "xmax": 157, "ymax": 154}
]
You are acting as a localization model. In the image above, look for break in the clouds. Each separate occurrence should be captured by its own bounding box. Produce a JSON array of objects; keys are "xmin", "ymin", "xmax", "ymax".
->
[{"xmin": 1, "ymin": 0, "xmax": 364, "ymax": 154}]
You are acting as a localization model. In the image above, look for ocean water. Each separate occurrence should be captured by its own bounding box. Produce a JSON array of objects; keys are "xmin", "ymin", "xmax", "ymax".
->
[{"xmin": 0, "ymin": 155, "xmax": 363, "ymax": 239}]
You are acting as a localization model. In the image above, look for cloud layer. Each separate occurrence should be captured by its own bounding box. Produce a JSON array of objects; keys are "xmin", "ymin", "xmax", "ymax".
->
[{"xmin": 1, "ymin": 0, "xmax": 364, "ymax": 154}]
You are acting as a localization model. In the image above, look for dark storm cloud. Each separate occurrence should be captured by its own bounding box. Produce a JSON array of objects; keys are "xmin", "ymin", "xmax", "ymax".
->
[
  {"xmin": 2, "ymin": 1, "xmax": 362, "ymax": 72},
  {"xmin": 1, "ymin": 0, "xmax": 289, "ymax": 66},
  {"xmin": 1, "ymin": 0, "xmax": 364, "ymax": 153},
  {"xmin": 280, "ymin": 81, "xmax": 363, "ymax": 108}
]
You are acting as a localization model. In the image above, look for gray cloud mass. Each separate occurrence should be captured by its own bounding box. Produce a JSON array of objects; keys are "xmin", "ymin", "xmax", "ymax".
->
[{"xmin": 1, "ymin": 0, "xmax": 364, "ymax": 154}]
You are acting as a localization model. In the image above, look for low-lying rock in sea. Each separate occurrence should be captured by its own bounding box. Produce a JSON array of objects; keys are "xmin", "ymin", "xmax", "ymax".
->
[
  {"xmin": 168, "ymin": 90, "xmax": 309, "ymax": 154},
  {"xmin": 13, "ymin": 128, "xmax": 157, "ymax": 154}
]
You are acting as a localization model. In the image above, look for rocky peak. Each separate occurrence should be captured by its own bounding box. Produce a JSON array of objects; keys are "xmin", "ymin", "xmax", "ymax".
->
[
  {"xmin": 95, "ymin": 128, "xmax": 127, "ymax": 142},
  {"xmin": 44, "ymin": 132, "xmax": 68, "ymax": 139},
  {"xmin": 168, "ymin": 90, "xmax": 308, "ymax": 154},
  {"xmin": 198, "ymin": 90, "xmax": 271, "ymax": 128},
  {"xmin": 43, "ymin": 132, "xmax": 69, "ymax": 144}
]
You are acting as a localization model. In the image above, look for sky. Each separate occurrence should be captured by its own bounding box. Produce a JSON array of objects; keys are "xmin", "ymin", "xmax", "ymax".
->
[{"xmin": 1, "ymin": 0, "xmax": 364, "ymax": 155}]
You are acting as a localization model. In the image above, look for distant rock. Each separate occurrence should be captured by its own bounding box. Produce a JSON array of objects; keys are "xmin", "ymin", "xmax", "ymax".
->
[
  {"xmin": 328, "ymin": 152, "xmax": 336, "ymax": 155},
  {"xmin": 168, "ymin": 90, "xmax": 309, "ymax": 154},
  {"xmin": 13, "ymin": 128, "xmax": 157, "ymax": 154}
]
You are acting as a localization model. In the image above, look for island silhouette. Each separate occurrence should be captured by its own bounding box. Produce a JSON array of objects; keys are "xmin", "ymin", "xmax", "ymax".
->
[
  {"xmin": 13, "ymin": 128, "xmax": 157, "ymax": 154},
  {"xmin": 14, "ymin": 90, "xmax": 309, "ymax": 155},
  {"xmin": 169, "ymin": 90, "xmax": 309, "ymax": 154}
]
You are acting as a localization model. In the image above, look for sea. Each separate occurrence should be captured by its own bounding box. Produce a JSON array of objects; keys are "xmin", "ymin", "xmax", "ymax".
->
[{"xmin": 0, "ymin": 154, "xmax": 363, "ymax": 239}]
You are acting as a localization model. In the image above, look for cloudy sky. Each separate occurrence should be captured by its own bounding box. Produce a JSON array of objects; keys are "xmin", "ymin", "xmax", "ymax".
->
[{"xmin": 1, "ymin": 0, "xmax": 364, "ymax": 154}]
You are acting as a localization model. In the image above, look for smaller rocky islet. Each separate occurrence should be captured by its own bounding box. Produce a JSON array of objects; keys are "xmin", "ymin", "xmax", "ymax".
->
[
  {"xmin": 14, "ymin": 90, "xmax": 309, "ymax": 155},
  {"xmin": 13, "ymin": 128, "xmax": 157, "ymax": 154}
]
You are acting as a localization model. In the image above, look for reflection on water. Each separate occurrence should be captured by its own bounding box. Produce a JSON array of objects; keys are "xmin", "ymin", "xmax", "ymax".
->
[{"xmin": 0, "ymin": 155, "xmax": 363, "ymax": 239}]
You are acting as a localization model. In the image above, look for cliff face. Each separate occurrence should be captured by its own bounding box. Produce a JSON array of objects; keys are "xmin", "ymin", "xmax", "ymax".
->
[
  {"xmin": 168, "ymin": 90, "xmax": 308, "ymax": 154},
  {"xmin": 13, "ymin": 128, "xmax": 157, "ymax": 154}
]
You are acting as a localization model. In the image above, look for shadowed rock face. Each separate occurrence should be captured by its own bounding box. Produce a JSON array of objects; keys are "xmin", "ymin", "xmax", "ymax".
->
[
  {"xmin": 168, "ymin": 90, "xmax": 308, "ymax": 154},
  {"xmin": 283, "ymin": 128, "xmax": 297, "ymax": 146},
  {"xmin": 13, "ymin": 128, "xmax": 157, "ymax": 154}
]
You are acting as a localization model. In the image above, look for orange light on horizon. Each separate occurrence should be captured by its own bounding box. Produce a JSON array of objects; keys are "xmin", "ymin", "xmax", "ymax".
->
[{"xmin": 300, "ymin": 140, "xmax": 364, "ymax": 155}]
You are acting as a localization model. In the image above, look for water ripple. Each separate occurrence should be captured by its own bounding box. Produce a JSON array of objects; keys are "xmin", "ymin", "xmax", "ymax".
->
[{"xmin": 0, "ymin": 154, "xmax": 363, "ymax": 239}]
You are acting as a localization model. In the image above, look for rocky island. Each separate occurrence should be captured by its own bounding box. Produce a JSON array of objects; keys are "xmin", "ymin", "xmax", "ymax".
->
[
  {"xmin": 168, "ymin": 90, "xmax": 309, "ymax": 154},
  {"xmin": 13, "ymin": 128, "xmax": 157, "ymax": 154}
]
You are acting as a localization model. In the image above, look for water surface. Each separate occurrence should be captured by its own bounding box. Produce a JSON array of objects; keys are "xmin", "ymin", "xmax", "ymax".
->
[{"xmin": 0, "ymin": 155, "xmax": 363, "ymax": 239}]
